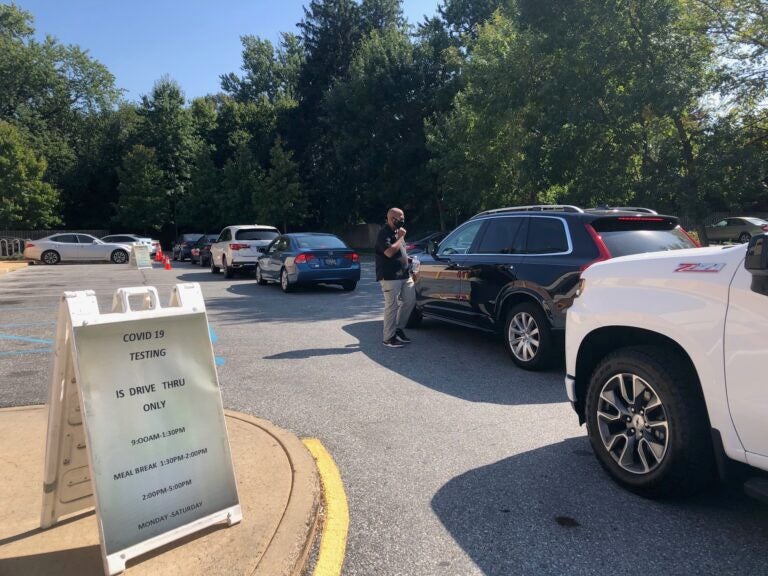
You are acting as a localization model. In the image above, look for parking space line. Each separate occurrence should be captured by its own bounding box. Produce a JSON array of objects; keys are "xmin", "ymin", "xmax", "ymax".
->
[
  {"xmin": 0, "ymin": 348, "xmax": 52, "ymax": 356},
  {"xmin": 0, "ymin": 322, "xmax": 56, "ymax": 328},
  {"xmin": 302, "ymin": 438, "xmax": 349, "ymax": 576},
  {"xmin": 0, "ymin": 334, "xmax": 54, "ymax": 344}
]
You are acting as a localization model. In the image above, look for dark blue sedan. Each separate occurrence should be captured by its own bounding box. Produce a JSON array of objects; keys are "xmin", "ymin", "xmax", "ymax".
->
[{"xmin": 256, "ymin": 233, "xmax": 361, "ymax": 292}]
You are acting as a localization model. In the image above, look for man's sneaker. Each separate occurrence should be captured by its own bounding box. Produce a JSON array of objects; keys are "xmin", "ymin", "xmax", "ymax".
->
[
  {"xmin": 383, "ymin": 337, "xmax": 404, "ymax": 348},
  {"xmin": 395, "ymin": 329, "xmax": 411, "ymax": 344}
]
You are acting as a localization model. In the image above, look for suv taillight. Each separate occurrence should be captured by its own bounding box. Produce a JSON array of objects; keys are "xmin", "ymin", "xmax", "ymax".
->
[
  {"xmin": 229, "ymin": 243, "xmax": 249, "ymax": 250},
  {"xmin": 582, "ymin": 224, "xmax": 612, "ymax": 272},
  {"xmin": 679, "ymin": 226, "xmax": 701, "ymax": 247}
]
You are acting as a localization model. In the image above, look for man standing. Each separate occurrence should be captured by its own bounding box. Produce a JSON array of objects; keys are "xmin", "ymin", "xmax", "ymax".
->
[{"xmin": 375, "ymin": 207, "xmax": 416, "ymax": 348}]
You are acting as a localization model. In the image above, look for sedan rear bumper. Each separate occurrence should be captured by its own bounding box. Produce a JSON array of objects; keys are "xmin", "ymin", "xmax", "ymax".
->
[{"xmin": 293, "ymin": 267, "xmax": 361, "ymax": 284}]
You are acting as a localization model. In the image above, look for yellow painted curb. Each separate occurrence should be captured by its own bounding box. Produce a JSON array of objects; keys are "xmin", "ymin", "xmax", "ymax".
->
[{"xmin": 302, "ymin": 438, "xmax": 349, "ymax": 576}]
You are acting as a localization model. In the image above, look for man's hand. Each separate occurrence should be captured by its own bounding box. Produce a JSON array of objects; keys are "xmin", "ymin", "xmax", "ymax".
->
[{"xmin": 396, "ymin": 227, "xmax": 407, "ymax": 239}]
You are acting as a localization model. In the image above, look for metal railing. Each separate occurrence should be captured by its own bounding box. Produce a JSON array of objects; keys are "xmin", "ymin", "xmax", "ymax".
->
[{"xmin": 0, "ymin": 237, "xmax": 25, "ymax": 257}]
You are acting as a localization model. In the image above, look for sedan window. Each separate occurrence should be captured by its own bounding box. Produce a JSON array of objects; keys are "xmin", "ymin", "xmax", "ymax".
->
[
  {"xmin": 77, "ymin": 234, "xmax": 98, "ymax": 244},
  {"xmin": 52, "ymin": 234, "xmax": 78, "ymax": 243}
]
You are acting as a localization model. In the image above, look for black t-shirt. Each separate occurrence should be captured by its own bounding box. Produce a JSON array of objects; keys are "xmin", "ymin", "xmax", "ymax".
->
[{"xmin": 375, "ymin": 225, "xmax": 408, "ymax": 281}]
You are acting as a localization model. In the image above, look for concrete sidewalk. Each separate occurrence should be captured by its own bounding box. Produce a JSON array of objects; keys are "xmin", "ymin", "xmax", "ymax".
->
[
  {"xmin": 0, "ymin": 261, "xmax": 29, "ymax": 275},
  {"xmin": 0, "ymin": 406, "xmax": 321, "ymax": 576}
]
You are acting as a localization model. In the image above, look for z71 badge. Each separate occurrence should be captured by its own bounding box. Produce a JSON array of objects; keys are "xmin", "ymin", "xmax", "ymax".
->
[{"xmin": 674, "ymin": 263, "xmax": 726, "ymax": 273}]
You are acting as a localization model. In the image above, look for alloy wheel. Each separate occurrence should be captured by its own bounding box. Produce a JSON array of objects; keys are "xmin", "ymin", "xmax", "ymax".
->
[
  {"xmin": 595, "ymin": 372, "xmax": 669, "ymax": 475},
  {"xmin": 508, "ymin": 311, "xmax": 540, "ymax": 362}
]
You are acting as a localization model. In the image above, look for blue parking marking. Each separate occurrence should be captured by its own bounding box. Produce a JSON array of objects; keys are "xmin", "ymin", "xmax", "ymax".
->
[
  {"xmin": 208, "ymin": 325, "xmax": 224, "ymax": 365},
  {"xmin": 0, "ymin": 322, "xmax": 56, "ymax": 328},
  {"xmin": 0, "ymin": 333, "xmax": 54, "ymax": 345},
  {"xmin": 0, "ymin": 348, "xmax": 52, "ymax": 356}
]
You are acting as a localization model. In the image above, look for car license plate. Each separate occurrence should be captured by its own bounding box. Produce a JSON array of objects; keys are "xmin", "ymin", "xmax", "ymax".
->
[{"xmin": 325, "ymin": 258, "xmax": 337, "ymax": 266}]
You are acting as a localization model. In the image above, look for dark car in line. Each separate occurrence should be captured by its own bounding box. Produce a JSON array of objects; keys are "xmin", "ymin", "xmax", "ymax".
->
[
  {"xmin": 410, "ymin": 205, "xmax": 699, "ymax": 370},
  {"xmin": 256, "ymin": 233, "xmax": 361, "ymax": 292},
  {"xmin": 172, "ymin": 233, "xmax": 204, "ymax": 261},
  {"xmin": 190, "ymin": 234, "xmax": 220, "ymax": 266}
]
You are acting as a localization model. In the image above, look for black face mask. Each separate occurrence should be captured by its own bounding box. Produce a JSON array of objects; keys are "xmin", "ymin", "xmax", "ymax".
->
[{"xmin": 393, "ymin": 218, "xmax": 405, "ymax": 229}]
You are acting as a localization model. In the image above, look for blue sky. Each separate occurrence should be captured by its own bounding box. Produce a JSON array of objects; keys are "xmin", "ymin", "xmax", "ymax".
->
[{"xmin": 13, "ymin": 0, "xmax": 442, "ymax": 103}]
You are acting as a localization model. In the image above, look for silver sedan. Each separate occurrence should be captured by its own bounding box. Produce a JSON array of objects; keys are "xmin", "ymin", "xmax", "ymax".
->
[{"xmin": 23, "ymin": 233, "xmax": 133, "ymax": 265}]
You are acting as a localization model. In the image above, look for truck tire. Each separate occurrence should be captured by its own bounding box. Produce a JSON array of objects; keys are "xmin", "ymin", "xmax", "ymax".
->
[{"xmin": 585, "ymin": 345, "xmax": 715, "ymax": 498}]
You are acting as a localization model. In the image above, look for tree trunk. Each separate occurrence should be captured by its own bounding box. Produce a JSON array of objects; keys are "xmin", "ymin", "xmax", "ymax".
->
[{"xmin": 673, "ymin": 114, "xmax": 709, "ymax": 246}]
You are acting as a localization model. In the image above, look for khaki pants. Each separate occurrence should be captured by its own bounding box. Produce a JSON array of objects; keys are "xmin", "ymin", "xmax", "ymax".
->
[{"xmin": 380, "ymin": 277, "xmax": 416, "ymax": 341}]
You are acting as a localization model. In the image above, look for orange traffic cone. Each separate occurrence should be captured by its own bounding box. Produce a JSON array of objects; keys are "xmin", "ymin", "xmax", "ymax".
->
[
  {"xmin": 156, "ymin": 247, "xmax": 163, "ymax": 262},
  {"xmin": 164, "ymin": 256, "xmax": 172, "ymax": 271}
]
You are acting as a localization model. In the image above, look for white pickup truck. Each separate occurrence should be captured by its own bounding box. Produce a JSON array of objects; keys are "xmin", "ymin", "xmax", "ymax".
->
[{"xmin": 565, "ymin": 234, "xmax": 768, "ymax": 499}]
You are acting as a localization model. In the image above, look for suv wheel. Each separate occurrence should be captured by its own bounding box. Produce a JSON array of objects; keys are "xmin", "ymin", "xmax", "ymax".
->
[
  {"xmin": 504, "ymin": 302, "xmax": 552, "ymax": 370},
  {"xmin": 223, "ymin": 256, "xmax": 234, "ymax": 278},
  {"xmin": 210, "ymin": 255, "xmax": 220, "ymax": 274},
  {"xmin": 585, "ymin": 345, "xmax": 715, "ymax": 498}
]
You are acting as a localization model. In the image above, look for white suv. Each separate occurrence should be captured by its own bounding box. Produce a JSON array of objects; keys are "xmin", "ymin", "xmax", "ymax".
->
[
  {"xmin": 209, "ymin": 225, "xmax": 279, "ymax": 278},
  {"xmin": 565, "ymin": 235, "xmax": 768, "ymax": 499}
]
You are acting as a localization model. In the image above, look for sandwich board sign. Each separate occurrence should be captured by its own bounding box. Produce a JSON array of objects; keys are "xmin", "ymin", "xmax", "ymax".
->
[
  {"xmin": 129, "ymin": 244, "xmax": 152, "ymax": 269},
  {"xmin": 41, "ymin": 283, "xmax": 241, "ymax": 575}
]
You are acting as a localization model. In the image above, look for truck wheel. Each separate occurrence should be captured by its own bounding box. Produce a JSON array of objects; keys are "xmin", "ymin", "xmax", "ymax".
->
[
  {"xmin": 585, "ymin": 345, "xmax": 715, "ymax": 498},
  {"xmin": 504, "ymin": 302, "xmax": 552, "ymax": 370}
]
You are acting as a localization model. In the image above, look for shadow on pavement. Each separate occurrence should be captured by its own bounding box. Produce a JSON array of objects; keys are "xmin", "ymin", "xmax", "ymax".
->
[
  {"xmin": 340, "ymin": 320, "xmax": 566, "ymax": 405},
  {"xmin": 431, "ymin": 437, "xmax": 768, "ymax": 576}
]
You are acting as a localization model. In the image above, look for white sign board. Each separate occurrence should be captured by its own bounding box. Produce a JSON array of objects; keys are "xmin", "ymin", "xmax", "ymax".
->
[
  {"xmin": 41, "ymin": 284, "xmax": 241, "ymax": 575},
  {"xmin": 129, "ymin": 244, "xmax": 152, "ymax": 269}
]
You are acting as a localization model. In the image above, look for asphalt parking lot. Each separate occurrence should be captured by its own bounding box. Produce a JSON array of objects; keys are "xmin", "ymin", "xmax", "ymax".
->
[{"xmin": 2, "ymin": 259, "xmax": 767, "ymax": 576}]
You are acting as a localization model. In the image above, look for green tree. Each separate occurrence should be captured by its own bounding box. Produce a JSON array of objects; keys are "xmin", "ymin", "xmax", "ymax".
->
[
  {"xmin": 0, "ymin": 121, "xmax": 60, "ymax": 228},
  {"xmin": 179, "ymin": 146, "xmax": 222, "ymax": 232},
  {"xmin": 219, "ymin": 143, "xmax": 261, "ymax": 225},
  {"xmin": 325, "ymin": 28, "xmax": 432, "ymax": 226},
  {"xmin": 258, "ymin": 137, "xmax": 307, "ymax": 230},
  {"xmin": 138, "ymin": 77, "xmax": 198, "ymax": 235},
  {"xmin": 115, "ymin": 145, "xmax": 168, "ymax": 232}
]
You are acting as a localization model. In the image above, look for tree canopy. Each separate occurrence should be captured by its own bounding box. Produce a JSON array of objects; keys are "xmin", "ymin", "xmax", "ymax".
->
[{"xmin": 1, "ymin": 0, "xmax": 765, "ymax": 245}]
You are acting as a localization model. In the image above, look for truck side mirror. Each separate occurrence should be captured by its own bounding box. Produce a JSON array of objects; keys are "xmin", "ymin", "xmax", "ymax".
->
[{"xmin": 745, "ymin": 234, "xmax": 768, "ymax": 276}]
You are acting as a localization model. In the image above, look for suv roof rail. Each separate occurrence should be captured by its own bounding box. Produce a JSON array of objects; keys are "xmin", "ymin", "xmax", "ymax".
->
[
  {"xmin": 587, "ymin": 205, "xmax": 658, "ymax": 214},
  {"xmin": 473, "ymin": 205, "xmax": 584, "ymax": 218}
]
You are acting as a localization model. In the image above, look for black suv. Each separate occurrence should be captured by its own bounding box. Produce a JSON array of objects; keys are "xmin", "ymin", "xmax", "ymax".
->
[{"xmin": 411, "ymin": 205, "xmax": 698, "ymax": 370}]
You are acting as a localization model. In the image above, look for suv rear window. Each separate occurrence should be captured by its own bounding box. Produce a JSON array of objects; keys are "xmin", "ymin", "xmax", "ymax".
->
[
  {"xmin": 591, "ymin": 217, "xmax": 695, "ymax": 257},
  {"xmin": 236, "ymin": 229, "xmax": 279, "ymax": 241}
]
